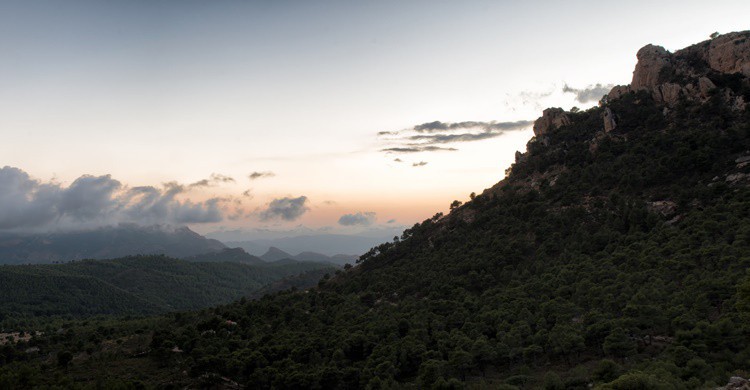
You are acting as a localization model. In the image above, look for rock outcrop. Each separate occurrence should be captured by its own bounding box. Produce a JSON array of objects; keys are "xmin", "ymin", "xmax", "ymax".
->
[
  {"xmin": 605, "ymin": 31, "xmax": 750, "ymax": 109},
  {"xmin": 631, "ymin": 44, "xmax": 673, "ymax": 90},
  {"xmin": 602, "ymin": 107, "xmax": 617, "ymax": 132},
  {"xmin": 716, "ymin": 376, "xmax": 750, "ymax": 390},
  {"xmin": 533, "ymin": 108, "xmax": 571, "ymax": 137},
  {"xmin": 708, "ymin": 32, "xmax": 750, "ymax": 76}
]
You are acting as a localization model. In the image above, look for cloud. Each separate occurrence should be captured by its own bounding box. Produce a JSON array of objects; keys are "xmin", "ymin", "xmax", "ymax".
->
[
  {"xmin": 408, "ymin": 132, "xmax": 502, "ymax": 144},
  {"xmin": 260, "ymin": 196, "xmax": 309, "ymax": 221},
  {"xmin": 0, "ymin": 166, "xmax": 227, "ymax": 231},
  {"xmin": 412, "ymin": 161, "xmax": 428, "ymax": 167},
  {"xmin": 249, "ymin": 171, "xmax": 275, "ymax": 180},
  {"xmin": 60, "ymin": 175, "xmax": 122, "ymax": 220},
  {"xmin": 381, "ymin": 146, "xmax": 458, "ymax": 153},
  {"xmin": 387, "ymin": 219, "xmax": 396, "ymax": 224},
  {"xmin": 563, "ymin": 83, "xmax": 614, "ymax": 103},
  {"xmin": 189, "ymin": 173, "xmax": 235, "ymax": 188},
  {"xmin": 379, "ymin": 120, "xmax": 532, "ymax": 155},
  {"xmin": 210, "ymin": 173, "xmax": 235, "ymax": 183},
  {"xmin": 242, "ymin": 189, "xmax": 254, "ymax": 199},
  {"xmin": 412, "ymin": 120, "xmax": 531, "ymax": 133},
  {"xmin": 394, "ymin": 158, "xmax": 403, "ymax": 162},
  {"xmin": 338, "ymin": 211, "xmax": 377, "ymax": 226}
]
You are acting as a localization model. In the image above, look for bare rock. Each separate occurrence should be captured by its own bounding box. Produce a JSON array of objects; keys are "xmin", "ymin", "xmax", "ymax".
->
[
  {"xmin": 632, "ymin": 45, "xmax": 673, "ymax": 90},
  {"xmin": 716, "ymin": 376, "xmax": 750, "ymax": 390},
  {"xmin": 708, "ymin": 32, "xmax": 750, "ymax": 76},
  {"xmin": 533, "ymin": 108, "xmax": 571, "ymax": 137},
  {"xmin": 653, "ymin": 83, "xmax": 682, "ymax": 104},
  {"xmin": 726, "ymin": 173, "xmax": 749, "ymax": 184},
  {"xmin": 648, "ymin": 200, "xmax": 677, "ymax": 217},
  {"xmin": 698, "ymin": 77, "xmax": 717, "ymax": 99},
  {"xmin": 603, "ymin": 107, "xmax": 617, "ymax": 132},
  {"xmin": 606, "ymin": 85, "xmax": 631, "ymax": 101}
]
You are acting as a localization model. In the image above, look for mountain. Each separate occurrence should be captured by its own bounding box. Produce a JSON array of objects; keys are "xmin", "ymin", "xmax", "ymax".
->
[
  {"xmin": 258, "ymin": 246, "xmax": 357, "ymax": 265},
  {"xmin": 183, "ymin": 247, "xmax": 265, "ymax": 265},
  {"xmin": 0, "ymin": 224, "xmax": 226, "ymax": 265},
  {"xmin": 0, "ymin": 255, "xmax": 336, "ymax": 318},
  {"xmin": 259, "ymin": 246, "xmax": 294, "ymax": 262},
  {"xmin": 226, "ymin": 233, "xmax": 397, "ymax": 257},
  {"xmin": 3, "ymin": 32, "xmax": 750, "ymax": 388}
]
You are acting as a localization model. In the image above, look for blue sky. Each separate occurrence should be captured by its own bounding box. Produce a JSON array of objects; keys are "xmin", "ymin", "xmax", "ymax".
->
[{"xmin": 1, "ymin": 0, "xmax": 748, "ymax": 236}]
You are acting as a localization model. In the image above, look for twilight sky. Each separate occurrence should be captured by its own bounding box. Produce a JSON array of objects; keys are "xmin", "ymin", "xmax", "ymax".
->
[{"xmin": 1, "ymin": 0, "xmax": 748, "ymax": 237}]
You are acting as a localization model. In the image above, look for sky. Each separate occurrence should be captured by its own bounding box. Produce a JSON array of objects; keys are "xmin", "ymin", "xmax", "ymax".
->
[{"xmin": 1, "ymin": 0, "xmax": 748, "ymax": 238}]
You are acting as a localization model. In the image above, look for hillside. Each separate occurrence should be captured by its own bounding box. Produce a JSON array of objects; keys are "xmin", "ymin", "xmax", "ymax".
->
[
  {"xmin": 1, "ymin": 32, "xmax": 750, "ymax": 389},
  {"xmin": 0, "ymin": 255, "xmax": 336, "ymax": 319},
  {"xmin": 183, "ymin": 247, "xmax": 266, "ymax": 265},
  {"xmin": 0, "ymin": 224, "xmax": 226, "ymax": 265}
]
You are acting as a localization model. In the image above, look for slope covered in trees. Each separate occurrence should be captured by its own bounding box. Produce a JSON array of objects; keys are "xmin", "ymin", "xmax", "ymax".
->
[
  {"xmin": 0, "ymin": 255, "xmax": 336, "ymax": 319},
  {"xmin": 2, "ymin": 34, "xmax": 750, "ymax": 389}
]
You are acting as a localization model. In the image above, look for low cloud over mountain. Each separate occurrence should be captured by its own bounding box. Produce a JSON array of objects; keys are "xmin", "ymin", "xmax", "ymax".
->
[{"xmin": 0, "ymin": 166, "xmax": 226, "ymax": 231}]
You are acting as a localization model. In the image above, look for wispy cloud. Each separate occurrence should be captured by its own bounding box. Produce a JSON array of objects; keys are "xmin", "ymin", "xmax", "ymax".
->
[
  {"xmin": 189, "ymin": 173, "xmax": 235, "ymax": 188},
  {"xmin": 249, "ymin": 171, "xmax": 275, "ymax": 180},
  {"xmin": 412, "ymin": 161, "xmax": 428, "ymax": 167},
  {"xmin": 381, "ymin": 146, "xmax": 458, "ymax": 153},
  {"xmin": 562, "ymin": 83, "xmax": 614, "ymax": 103},
  {"xmin": 379, "ymin": 119, "xmax": 532, "ymax": 155}
]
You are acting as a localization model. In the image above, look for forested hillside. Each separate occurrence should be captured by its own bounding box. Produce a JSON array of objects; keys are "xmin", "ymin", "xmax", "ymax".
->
[
  {"xmin": 1, "ymin": 34, "xmax": 750, "ymax": 389},
  {"xmin": 0, "ymin": 255, "xmax": 336, "ymax": 319}
]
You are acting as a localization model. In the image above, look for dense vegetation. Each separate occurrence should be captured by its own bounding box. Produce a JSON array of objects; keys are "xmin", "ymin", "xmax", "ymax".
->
[
  {"xmin": 0, "ymin": 255, "xmax": 336, "ymax": 319},
  {"xmin": 2, "ymin": 92, "xmax": 750, "ymax": 388}
]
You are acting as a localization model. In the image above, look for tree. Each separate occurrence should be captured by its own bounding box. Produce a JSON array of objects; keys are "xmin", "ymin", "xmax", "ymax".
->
[
  {"xmin": 57, "ymin": 350, "xmax": 73, "ymax": 369},
  {"xmin": 603, "ymin": 328, "xmax": 636, "ymax": 358},
  {"xmin": 450, "ymin": 200, "xmax": 462, "ymax": 210}
]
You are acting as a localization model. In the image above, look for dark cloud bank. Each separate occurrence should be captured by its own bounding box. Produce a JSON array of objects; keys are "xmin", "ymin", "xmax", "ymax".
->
[{"xmin": 0, "ymin": 166, "xmax": 225, "ymax": 231}]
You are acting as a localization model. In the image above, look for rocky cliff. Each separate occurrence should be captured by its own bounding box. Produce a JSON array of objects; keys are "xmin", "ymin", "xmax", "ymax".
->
[
  {"xmin": 605, "ymin": 31, "xmax": 750, "ymax": 108},
  {"xmin": 531, "ymin": 31, "xmax": 750, "ymax": 141}
]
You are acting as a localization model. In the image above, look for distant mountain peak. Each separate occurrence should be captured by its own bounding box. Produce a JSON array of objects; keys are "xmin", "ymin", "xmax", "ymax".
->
[{"xmin": 260, "ymin": 246, "xmax": 293, "ymax": 262}]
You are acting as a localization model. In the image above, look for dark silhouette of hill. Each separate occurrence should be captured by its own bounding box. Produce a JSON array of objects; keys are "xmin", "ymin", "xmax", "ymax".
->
[
  {"xmin": 183, "ymin": 247, "xmax": 265, "ymax": 265},
  {"xmin": 0, "ymin": 224, "xmax": 225, "ymax": 265}
]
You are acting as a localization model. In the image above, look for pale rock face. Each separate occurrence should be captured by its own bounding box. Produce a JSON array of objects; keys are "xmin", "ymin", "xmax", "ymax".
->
[
  {"xmin": 607, "ymin": 85, "xmax": 631, "ymax": 100},
  {"xmin": 698, "ymin": 77, "xmax": 716, "ymax": 99},
  {"xmin": 708, "ymin": 32, "xmax": 750, "ymax": 76},
  {"xmin": 632, "ymin": 44, "xmax": 672, "ymax": 90},
  {"xmin": 606, "ymin": 31, "xmax": 749, "ymax": 109},
  {"xmin": 602, "ymin": 107, "xmax": 616, "ymax": 132},
  {"xmin": 533, "ymin": 108, "xmax": 571, "ymax": 137},
  {"xmin": 653, "ymin": 83, "xmax": 682, "ymax": 105}
]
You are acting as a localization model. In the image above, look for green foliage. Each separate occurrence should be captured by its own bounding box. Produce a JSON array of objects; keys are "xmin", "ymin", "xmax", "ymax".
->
[
  {"xmin": 0, "ymin": 255, "xmax": 336, "ymax": 317},
  {"xmin": 1, "ymin": 94, "xmax": 749, "ymax": 388}
]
